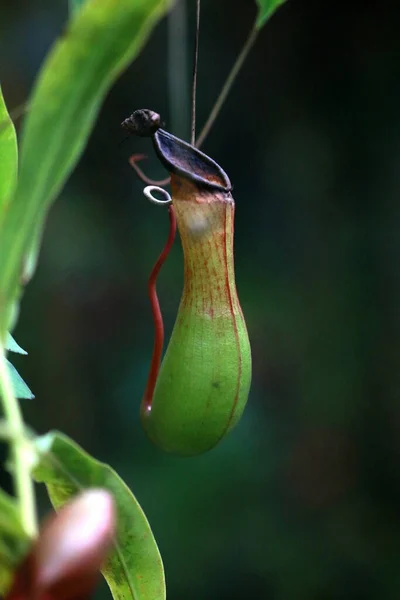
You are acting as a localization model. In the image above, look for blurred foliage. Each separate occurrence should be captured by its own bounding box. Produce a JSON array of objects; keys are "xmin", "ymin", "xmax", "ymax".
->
[
  {"xmin": 0, "ymin": 0, "xmax": 171, "ymax": 337},
  {"xmin": 1, "ymin": 0, "xmax": 400, "ymax": 599},
  {"xmin": 256, "ymin": 0, "xmax": 288, "ymax": 28},
  {"xmin": 0, "ymin": 490, "xmax": 30, "ymax": 594},
  {"xmin": 68, "ymin": 0, "xmax": 85, "ymax": 16},
  {"xmin": 0, "ymin": 85, "xmax": 17, "ymax": 213},
  {"xmin": 34, "ymin": 431, "xmax": 165, "ymax": 600},
  {"xmin": 5, "ymin": 334, "xmax": 34, "ymax": 399}
]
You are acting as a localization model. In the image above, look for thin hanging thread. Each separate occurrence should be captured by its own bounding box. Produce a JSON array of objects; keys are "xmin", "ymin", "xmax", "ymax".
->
[
  {"xmin": 191, "ymin": 0, "xmax": 201, "ymax": 145},
  {"xmin": 196, "ymin": 23, "xmax": 259, "ymax": 149},
  {"xmin": 142, "ymin": 0, "xmax": 201, "ymax": 408}
]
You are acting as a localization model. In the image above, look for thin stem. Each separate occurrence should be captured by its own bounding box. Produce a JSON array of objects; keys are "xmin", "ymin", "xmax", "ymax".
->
[
  {"xmin": 0, "ymin": 101, "xmax": 29, "ymax": 133},
  {"xmin": 129, "ymin": 154, "xmax": 171, "ymax": 187},
  {"xmin": 8, "ymin": 101, "xmax": 29, "ymax": 124},
  {"xmin": 191, "ymin": 0, "xmax": 201, "ymax": 145},
  {"xmin": 0, "ymin": 347, "xmax": 38, "ymax": 538},
  {"xmin": 168, "ymin": 0, "xmax": 190, "ymax": 140},
  {"xmin": 196, "ymin": 21, "xmax": 259, "ymax": 149}
]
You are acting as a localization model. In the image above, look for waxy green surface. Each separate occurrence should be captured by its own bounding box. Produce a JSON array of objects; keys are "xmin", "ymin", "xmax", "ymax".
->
[{"xmin": 142, "ymin": 166, "xmax": 252, "ymax": 456}]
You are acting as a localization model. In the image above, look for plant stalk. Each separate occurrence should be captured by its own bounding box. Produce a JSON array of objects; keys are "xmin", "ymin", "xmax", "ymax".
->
[
  {"xmin": 0, "ymin": 346, "xmax": 38, "ymax": 538},
  {"xmin": 191, "ymin": 0, "xmax": 201, "ymax": 145},
  {"xmin": 196, "ymin": 21, "xmax": 259, "ymax": 149}
]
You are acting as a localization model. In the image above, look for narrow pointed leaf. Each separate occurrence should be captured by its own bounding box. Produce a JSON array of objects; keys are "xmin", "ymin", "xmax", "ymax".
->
[
  {"xmin": 3, "ymin": 334, "xmax": 33, "ymax": 400},
  {"xmin": 5, "ymin": 334, "xmax": 27, "ymax": 355},
  {"xmin": 0, "ymin": 0, "xmax": 173, "ymax": 338},
  {"xmin": 0, "ymin": 86, "xmax": 17, "ymax": 214},
  {"xmin": 255, "ymin": 0, "xmax": 288, "ymax": 29},
  {"xmin": 33, "ymin": 431, "xmax": 165, "ymax": 600},
  {"xmin": 5, "ymin": 360, "xmax": 34, "ymax": 400}
]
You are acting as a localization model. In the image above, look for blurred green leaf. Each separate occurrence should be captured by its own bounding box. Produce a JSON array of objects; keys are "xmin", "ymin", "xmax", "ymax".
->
[
  {"xmin": 4, "ymin": 334, "xmax": 33, "ymax": 399},
  {"xmin": 0, "ymin": 0, "xmax": 173, "ymax": 338},
  {"xmin": 0, "ymin": 489, "xmax": 27, "ymax": 539},
  {"xmin": 5, "ymin": 360, "xmax": 34, "ymax": 400},
  {"xmin": 255, "ymin": 0, "xmax": 288, "ymax": 28},
  {"xmin": 69, "ymin": 0, "xmax": 86, "ymax": 16},
  {"xmin": 0, "ymin": 488, "xmax": 30, "ymax": 595},
  {"xmin": 5, "ymin": 333, "xmax": 27, "ymax": 355},
  {"xmin": 0, "ymin": 86, "xmax": 17, "ymax": 215},
  {"xmin": 34, "ymin": 431, "xmax": 165, "ymax": 600}
]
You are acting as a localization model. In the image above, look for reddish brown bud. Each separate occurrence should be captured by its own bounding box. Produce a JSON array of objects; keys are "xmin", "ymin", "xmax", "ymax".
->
[{"xmin": 6, "ymin": 489, "xmax": 115, "ymax": 600}]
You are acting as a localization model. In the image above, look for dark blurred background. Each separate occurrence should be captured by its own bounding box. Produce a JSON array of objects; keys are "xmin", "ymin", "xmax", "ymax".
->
[{"xmin": 2, "ymin": 0, "xmax": 400, "ymax": 598}]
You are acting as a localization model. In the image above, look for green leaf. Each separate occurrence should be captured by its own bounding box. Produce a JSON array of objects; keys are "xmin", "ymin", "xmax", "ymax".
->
[
  {"xmin": 5, "ymin": 333, "xmax": 27, "ymax": 355},
  {"xmin": 255, "ymin": 0, "xmax": 288, "ymax": 28},
  {"xmin": 33, "ymin": 431, "xmax": 165, "ymax": 600},
  {"xmin": 0, "ymin": 0, "xmax": 173, "ymax": 338},
  {"xmin": 0, "ymin": 489, "xmax": 27, "ymax": 540},
  {"xmin": 4, "ymin": 334, "xmax": 33, "ymax": 399},
  {"xmin": 0, "ymin": 86, "xmax": 18, "ymax": 215},
  {"xmin": 69, "ymin": 0, "xmax": 86, "ymax": 16},
  {"xmin": 5, "ymin": 360, "xmax": 34, "ymax": 400},
  {"xmin": 0, "ymin": 488, "xmax": 30, "ymax": 595}
]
